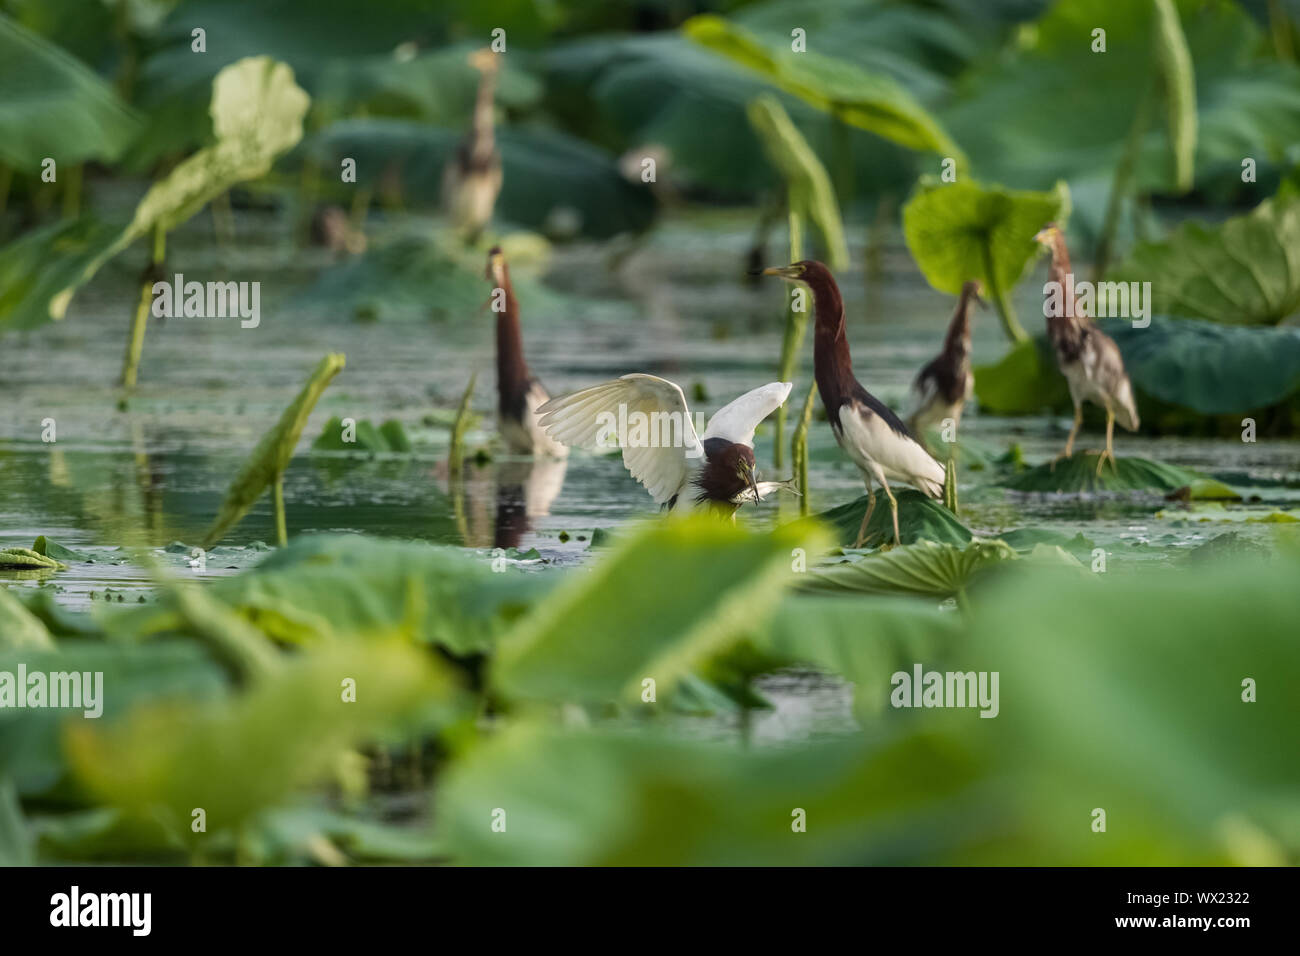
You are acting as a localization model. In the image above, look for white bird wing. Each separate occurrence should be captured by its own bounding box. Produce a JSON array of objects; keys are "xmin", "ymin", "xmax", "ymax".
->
[
  {"xmin": 537, "ymin": 374, "xmax": 700, "ymax": 505},
  {"xmin": 701, "ymin": 381, "xmax": 793, "ymax": 446}
]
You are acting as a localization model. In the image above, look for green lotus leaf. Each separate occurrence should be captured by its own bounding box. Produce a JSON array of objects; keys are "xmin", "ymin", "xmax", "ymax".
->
[
  {"xmin": 1004, "ymin": 454, "xmax": 1205, "ymax": 493},
  {"xmin": 1109, "ymin": 194, "xmax": 1300, "ymax": 326},
  {"xmin": 492, "ymin": 516, "xmax": 831, "ymax": 704},
  {"xmin": 685, "ymin": 14, "xmax": 965, "ymax": 163},
  {"xmin": 903, "ymin": 177, "xmax": 1069, "ymax": 298},
  {"xmin": 202, "ymin": 354, "xmax": 345, "ymax": 548},
  {"xmin": 803, "ymin": 538, "xmax": 1018, "ymax": 598},
  {"xmin": 813, "ymin": 489, "xmax": 972, "ymax": 549},
  {"xmin": 0, "ymin": 16, "xmax": 140, "ymax": 168}
]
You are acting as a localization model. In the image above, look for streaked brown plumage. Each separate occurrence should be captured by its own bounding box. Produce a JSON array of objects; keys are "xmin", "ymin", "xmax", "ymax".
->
[
  {"xmin": 909, "ymin": 279, "xmax": 981, "ymax": 444},
  {"xmin": 1035, "ymin": 224, "xmax": 1139, "ymax": 474},
  {"xmin": 443, "ymin": 49, "xmax": 502, "ymax": 241}
]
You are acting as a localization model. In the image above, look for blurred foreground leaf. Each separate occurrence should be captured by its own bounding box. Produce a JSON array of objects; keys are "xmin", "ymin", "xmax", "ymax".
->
[
  {"xmin": 66, "ymin": 641, "xmax": 456, "ymax": 838},
  {"xmin": 106, "ymin": 535, "xmax": 553, "ymax": 655},
  {"xmin": 439, "ymin": 724, "xmax": 981, "ymax": 865},
  {"xmin": 0, "ymin": 586, "xmax": 54, "ymax": 649},
  {"xmin": 754, "ymin": 593, "xmax": 960, "ymax": 720},
  {"xmin": 493, "ymin": 517, "xmax": 831, "ymax": 703}
]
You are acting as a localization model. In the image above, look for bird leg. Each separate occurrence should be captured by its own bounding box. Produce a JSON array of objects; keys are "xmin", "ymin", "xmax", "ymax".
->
[
  {"xmin": 1096, "ymin": 410, "xmax": 1117, "ymax": 476},
  {"xmin": 853, "ymin": 486, "xmax": 876, "ymax": 548},
  {"xmin": 1052, "ymin": 404, "xmax": 1083, "ymax": 471},
  {"xmin": 881, "ymin": 479, "xmax": 901, "ymax": 547}
]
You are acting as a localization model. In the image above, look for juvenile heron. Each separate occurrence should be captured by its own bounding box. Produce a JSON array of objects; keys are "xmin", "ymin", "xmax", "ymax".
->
[
  {"xmin": 908, "ymin": 280, "xmax": 983, "ymax": 445},
  {"xmin": 762, "ymin": 261, "xmax": 944, "ymax": 547},
  {"xmin": 1034, "ymin": 224, "xmax": 1139, "ymax": 474},
  {"xmin": 538, "ymin": 375, "xmax": 794, "ymax": 516},
  {"xmin": 486, "ymin": 247, "xmax": 567, "ymax": 458},
  {"xmin": 442, "ymin": 48, "xmax": 502, "ymax": 241}
]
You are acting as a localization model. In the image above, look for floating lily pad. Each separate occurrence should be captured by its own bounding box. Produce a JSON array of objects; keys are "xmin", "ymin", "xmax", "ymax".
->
[
  {"xmin": 1166, "ymin": 479, "xmax": 1242, "ymax": 502},
  {"xmin": 1179, "ymin": 532, "xmax": 1270, "ymax": 565},
  {"xmin": 0, "ymin": 548, "xmax": 65, "ymax": 572},
  {"xmin": 31, "ymin": 536, "xmax": 89, "ymax": 562},
  {"xmin": 1005, "ymin": 454, "xmax": 1204, "ymax": 494},
  {"xmin": 312, "ymin": 416, "xmax": 411, "ymax": 454},
  {"xmin": 813, "ymin": 489, "xmax": 971, "ymax": 549}
]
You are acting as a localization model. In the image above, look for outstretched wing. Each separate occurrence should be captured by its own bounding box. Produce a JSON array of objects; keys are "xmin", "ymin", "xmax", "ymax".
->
[
  {"xmin": 701, "ymin": 381, "xmax": 792, "ymax": 446},
  {"xmin": 537, "ymin": 374, "xmax": 700, "ymax": 505}
]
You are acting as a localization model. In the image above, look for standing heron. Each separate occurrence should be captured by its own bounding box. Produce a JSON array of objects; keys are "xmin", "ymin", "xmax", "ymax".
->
[
  {"xmin": 538, "ymin": 375, "xmax": 795, "ymax": 516},
  {"xmin": 762, "ymin": 261, "xmax": 944, "ymax": 547},
  {"xmin": 443, "ymin": 48, "xmax": 502, "ymax": 242},
  {"xmin": 1034, "ymin": 224, "xmax": 1139, "ymax": 474},
  {"xmin": 908, "ymin": 280, "xmax": 983, "ymax": 446},
  {"xmin": 486, "ymin": 247, "xmax": 567, "ymax": 459}
]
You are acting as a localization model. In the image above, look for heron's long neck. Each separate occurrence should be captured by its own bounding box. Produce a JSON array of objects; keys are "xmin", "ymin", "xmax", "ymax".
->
[
  {"xmin": 495, "ymin": 271, "xmax": 529, "ymax": 416},
  {"xmin": 470, "ymin": 70, "xmax": 497, "ymax": 162},
  {"xmin": 808, "ymin": 272, "xmax": 855, "ymax": 416},
  {"xmin": 945, "ymin": 287, "xmax": 975, "ymax": 354},
  {"xmin": 1046, "ymin": 235, "xmax": 1090, "ymax": 332}
]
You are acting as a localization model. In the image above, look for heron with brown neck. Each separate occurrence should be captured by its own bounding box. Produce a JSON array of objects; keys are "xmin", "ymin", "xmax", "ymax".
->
[
  {"xmin": 762, "ymin": 260, "xmax": 945, "ymax": 547},
  {"xmin": 908, "ymin": 279, "xmax": 984, "ymax": 446},
  {"xmin": 443, "ymin": 49, "xmax": 502, "ymax": 242},
  {"xmin": 1034, "ymin": 223, "xmax": 1139, "ymax": 474},
  {"xmin": 485, "ymin": 247, "xmax": 567, "ymax": 458}
]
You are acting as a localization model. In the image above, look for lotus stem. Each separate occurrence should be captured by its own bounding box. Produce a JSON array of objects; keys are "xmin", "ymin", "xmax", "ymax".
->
[
  {"xmin": 1094, "ymin": 75, "xmax": 1154, "ymax": 283},
  {"xmin": 272, "ymin": 475, "xmax": 288, "ymax": 548},
  {"xmin": 1269, "ymin": 0, "xmax": 1295, "ymax": 61},
  {"xmin": 830, "ymin": 115, "xmax": 853, "ymax": 207},
  {"xmin": 61, "ymin": 164, "xmax": 83, "ymax": 219},
  {"xmin": 0, "ymin": 164, "xmax": 11, "ymax": 233},
  {"xmin": 791, "ymin": 380, "xmax": 817, "ymax": 516},
  {"xmin": 980, "ymin": 239, "xmax": 1027, "ymax": 344},
  {"xmin": 944, "ymin": 454, "xmax": 959, "ymax": 515},
  {"xmin": 773, "ymin": 204, "xmax": 806, "ymax": 469},
  {"xmin": 121, "ymin": 226, "xmax": 166, "ymax": 390},
  {"xmin": 449, "ymin": 373, "xmax": 477, "ymax": 545}
]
